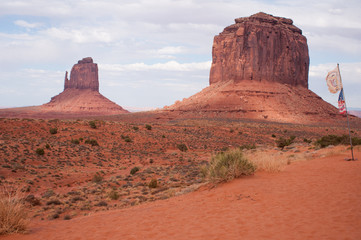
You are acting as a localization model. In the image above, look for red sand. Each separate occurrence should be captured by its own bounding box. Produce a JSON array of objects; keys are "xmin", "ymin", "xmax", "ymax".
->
[{"xmin": 3, "ymin": 150, "xmax": 361, "ymax": 240}]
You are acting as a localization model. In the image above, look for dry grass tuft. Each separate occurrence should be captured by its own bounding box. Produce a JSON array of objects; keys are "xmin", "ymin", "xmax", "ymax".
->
[
  {"xmin": 247, "ymin": 152, "xmax": 289, "ymax": 172},
  {"xmin": 0, "ymin": 187, "xmax": 29, "ymax": 235},
  {"xmin": 202, "ymin": 148, "xmax": 256, "ymax": 183}
]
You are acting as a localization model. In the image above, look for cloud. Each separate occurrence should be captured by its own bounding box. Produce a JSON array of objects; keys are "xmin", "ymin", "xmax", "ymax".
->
[
  {"xmin": 0, "ymin": 0, "xmax": 361, "ymax": 108},
  {"xmin": 100, "ymin": 61, "xmax": 211, "ymax": 72},
  {"xmin": 14, "ymin": 19, "xmax": 43, "ymax": 29}
]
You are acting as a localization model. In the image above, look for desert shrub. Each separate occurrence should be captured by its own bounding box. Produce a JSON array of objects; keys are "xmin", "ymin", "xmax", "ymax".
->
[
  {"xmin": 0, "ymin": 188, "xmax": 28, "ymax": 235},
  {"xmin": 276, "ymin": 136, "xmax": 296, "ymax": 149},
  {"xmin": 130, "ymin": 167, "xmax": 140, "ymax": 175},
  {"xmin": 148, "ymin": 179, "xmax": 158, "ymax": 188},
  {"xmin": 49, "ymin": 128, "xmax": 58, "ymax": 134},
  {"xmin": 108, "ymin": 190, "xmax": 119, "ymax": 200},
  {"xmin": 89, "ymin": 120, "xmax": 97, "ymax": 129},
  {"xmin": 132, "ymin": 126, "xmax": 139, "ymax": 131},
  {"xmin": 46, "ymin": 199, "xmax": 62, "ymax": 205},
  {"xmin": 71, "ymin": 139, "xmax": 80, "ymax": 144},
  {"xmin": 177, "ymin": 143, "xmax": 188, "ymax": 152},
  {"xmin": 84, "ymin": 139, "xmax": 99, "ymax": 146},
  {"xmin": 303, "ymin": 138, "xmax": 312, "ymax": 144},
  {"xmin": 95, "ymin": 201, "xmax": 108, "ymax": 207},
  {"xmin": 202, "ymin": 148, "xmax": 256, "ymax": 183},
  {"xmin": 239, "ymin": 144, "xmax": 256, "ymax": 150},
  {"xmin": 121, "ymin": 135, "xmax": 132, "ymax": 143},
  {"xmin": 145, "ymin": 124, "xmax": 152, "ymax": 130},
  {"xmin": 45, "ymin": 144, "xmax": 50, "ymax": 149},
  {"xmin": 92, "ymin": 173, "xmax": 103, "ymax": 183},
  {"xmin": 271, "ymin": 134, "xmax": 276, "ymax": 138},
  {"xmin": 35, "ymin": 148, "xmax": 44, "ymax": 155},
  {"xmin": 315, "ymin": 134, "xmax": 361, "ymax": 148}
]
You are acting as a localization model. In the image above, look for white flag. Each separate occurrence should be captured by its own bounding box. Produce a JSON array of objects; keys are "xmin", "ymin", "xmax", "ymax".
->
[{"xmin": 326, "ymin": 66, "xmax": 342, "ymax": 94}]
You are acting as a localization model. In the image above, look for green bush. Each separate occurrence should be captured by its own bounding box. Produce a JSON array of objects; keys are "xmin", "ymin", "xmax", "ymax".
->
[
  {"xmin": 84, "ymin": 139, "xmax": 99, "ymax": 146},
  {"xmin": 108, "ymin": 190, "xmax": 119, "ymax": 200},
  {"xmin": 49, "ymin": 128, "xmax": 58, "ymax": 134},
  {"xmin": 202, "ymin": 148, "xmax": 256, "ymax": 183},
  {"xmin": 148, "ymin": 179, "xmax": 158, "ymax": 188},
  {"xmin": 177, "ymin": 143, "xmax": 188, "ymax": 152},
  {"xmin": 92, "ymin": 173, "xmax": 103, "ymax": 183},
  {"xmin": 71, "ymin": 139, "xmax": 80, "ymax": 144},
  {"xmin": 276, "ymin": 136, "xmax": 296, "ymax": 149},
  {"xmin": 35, "ymin": 148, "xmax": 44, "ymax": 155},
  {"xmin": 315, "ymin": 134, "xmax": 361, "ymax": 148},
  {"xmin": 130, "ymin": 167, "xmax": 140, "ymax": 175},
  {"xmin": 121, "ymin": 135, "xmax": 132, "ymax": 143},
  {"xmin": 132, "ymin": 126, "xmax": 139, "ymax": 131},
  {"xmin": 89, "ymin": 120, "xmax": 97, "ymax": 129},
  {"xmin": 145, "ymin": 124, "xmax": 152, "ymax": 130}
]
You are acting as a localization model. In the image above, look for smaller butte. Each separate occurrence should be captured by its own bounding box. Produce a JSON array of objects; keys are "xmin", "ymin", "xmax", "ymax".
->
[{"xmin": 41, "ymin": 57, "xmax": 128, "ymax": 115}]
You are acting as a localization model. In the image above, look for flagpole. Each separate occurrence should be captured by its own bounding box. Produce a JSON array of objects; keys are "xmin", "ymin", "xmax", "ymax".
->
[{"xmin": 337, "ymin": 63, "xmax": 355, "ymax": 161}]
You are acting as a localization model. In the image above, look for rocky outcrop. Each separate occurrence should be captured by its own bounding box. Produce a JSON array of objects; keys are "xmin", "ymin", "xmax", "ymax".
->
[
  {"xmin": 64, "ymin": 57, "xmax": 99, "ymax": 91},
  {"xmin": 41, "ymin": 57, "xmax": 128, "ymax": 115},
  {"xmin": 209, "ymin": 12, "xmax": 309, "ymax": 88},
  {"xmin": 163, "ymin": 13, "xmax": 344, "ymax": 124}
]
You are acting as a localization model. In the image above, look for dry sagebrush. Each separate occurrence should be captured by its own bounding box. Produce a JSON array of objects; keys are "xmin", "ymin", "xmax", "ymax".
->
[{"xmin": 0, "ymin": 187, "xmax": 28, "ymax": 235}]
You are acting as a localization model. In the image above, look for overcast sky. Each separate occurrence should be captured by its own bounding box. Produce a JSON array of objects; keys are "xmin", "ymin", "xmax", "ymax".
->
[{"xmin": 1, "ymin": 0, "xmax": 360, "ymax": 111}]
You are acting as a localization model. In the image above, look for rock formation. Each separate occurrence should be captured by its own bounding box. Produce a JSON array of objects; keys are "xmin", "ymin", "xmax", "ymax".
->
[
  {"xmin": 64, "ymin": 57, "xmax": 99, "ymax": 91},
  {"xmin": 41, "ymin": 57, "xmax": 128, "ymax": 115},
  {"xmin": 209, "ymin": 12, "xmax": 309, "ymax": 88},
  {"xmin": 164, "ymin": 13, "xmax": 341, "ymax": 124}
]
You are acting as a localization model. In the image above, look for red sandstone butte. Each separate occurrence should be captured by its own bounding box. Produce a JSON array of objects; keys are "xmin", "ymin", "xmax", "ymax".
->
[
  {"xmin": 164, "ymin": 13, "xmax": 342, "ymax": 124},
  {"xmin": 209, "ymin": 12, "xmax": 309, "ymax": 87},
  {"xmin": 41, "ymin": 57, "xmax": 128, "ymax": 115}
]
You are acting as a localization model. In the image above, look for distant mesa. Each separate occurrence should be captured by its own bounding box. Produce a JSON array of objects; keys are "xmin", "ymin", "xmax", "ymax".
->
[
  {"xmin": 164, "ymin": 12, "xmax": 342, "ymax": 123},
  {"xmin": 41, "ymin": 57, "xmax": 128, "ymax": 115}
]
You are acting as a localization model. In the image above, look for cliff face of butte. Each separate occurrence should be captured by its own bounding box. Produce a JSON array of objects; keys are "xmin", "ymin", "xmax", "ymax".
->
[
  {"xmin": 165, "ymin": 13, "xmax": 341, "ymax": 124},
  {"xmin": 210, "ymin": 12, "xmax": 309, "ymax": 87},
  {"xmin": 42, "ymin": 57, "xmax": 128, "ymax": 115}
]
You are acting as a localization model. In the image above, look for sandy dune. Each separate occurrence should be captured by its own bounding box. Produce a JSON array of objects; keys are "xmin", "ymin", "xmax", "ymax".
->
[{"xmin": 3, "ymin": 149, "xmax": 361, "ymax": 240}]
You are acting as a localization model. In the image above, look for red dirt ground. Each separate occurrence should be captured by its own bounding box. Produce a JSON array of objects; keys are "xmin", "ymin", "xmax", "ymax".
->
[{"xmin": 3, "ymin": 147, "xmax": 360, "ymax": 240}]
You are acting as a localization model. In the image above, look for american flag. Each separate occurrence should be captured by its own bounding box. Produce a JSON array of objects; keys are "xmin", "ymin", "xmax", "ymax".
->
[{"xmin": 338, "ymin": 88, "xmax": 346, "ymax": 114}]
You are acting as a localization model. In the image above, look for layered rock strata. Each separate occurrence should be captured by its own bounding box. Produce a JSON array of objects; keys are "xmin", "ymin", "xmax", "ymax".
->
[
  {"xmin": 209, "ymin": 12, "xmax": 309, "ymax": 88},
  {"xmin": 164, "ymin": 13, "xmax": 341, "ymax": 124}
]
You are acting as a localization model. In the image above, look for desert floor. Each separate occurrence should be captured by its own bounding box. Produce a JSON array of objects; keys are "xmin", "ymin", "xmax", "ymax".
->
[{"xmin": 3, "ymin": 145, "xmax": 360, "ymax": 240}]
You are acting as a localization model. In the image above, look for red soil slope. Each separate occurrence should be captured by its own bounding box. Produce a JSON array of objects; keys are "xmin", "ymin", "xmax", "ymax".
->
[{"xmin": 4, "ymin": 148, "xmax": 361, "ymax": 240}]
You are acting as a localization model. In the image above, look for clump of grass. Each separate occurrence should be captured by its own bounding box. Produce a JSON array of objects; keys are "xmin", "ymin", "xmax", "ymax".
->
[
  {"xmin": 145, "ymin": 124, "xmax": 152, "ymax": 130},
  {"xmin": 239, "ymin": 144, "xmax": 256, "ymax": 150},
  {"xmin": 121, "ymin": 135, "xmax": 132, "ymax": 143},
  {"xmin": 315, "ymin": 134, "xmax": 361, "ymax": 148},
  {"xmin": 49, "ymin": 128, "xmax": 58, "ymax": 134},
  {"xmin": 84, "ymin": 139, "xmax": 99, "ymax": 146},
  {"xmin": 92, "ymin": 173, "xmax": 103, "ymax": 183},
  {"xmin": 0, "ymin": 188, "xmax": 29, "ymax": 235},
  {"xmin": 89, "ymin": 120, "xmax": 97, "ymax": 129},
  {"xmin": 177, "ymin": 143, "xmax": 188, "ymax": 152},
  {"xmin": 35, "ymin": 148, "xmax": 44, "ymax": 155},
  {"xmin": 148, "ymin": 179, "xmax": 158, "ymax": 188},
  {"xmin": 130, "ymin": 167, "xmax": 140, "ymax": 175},
  {"xmin": 71, "ymin": 139, "xmax": 80, "ymax": 144},
  {"xmin": 108, "ymin": 190, "xmax": 119, "ymax": 200},
  {"xmin": 202, "ymin": 148, "xmax": 256, "ymax": 183},
  {"xmin": 276, "ymin": 136, "xmax": 296, "ymax": 149}
]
